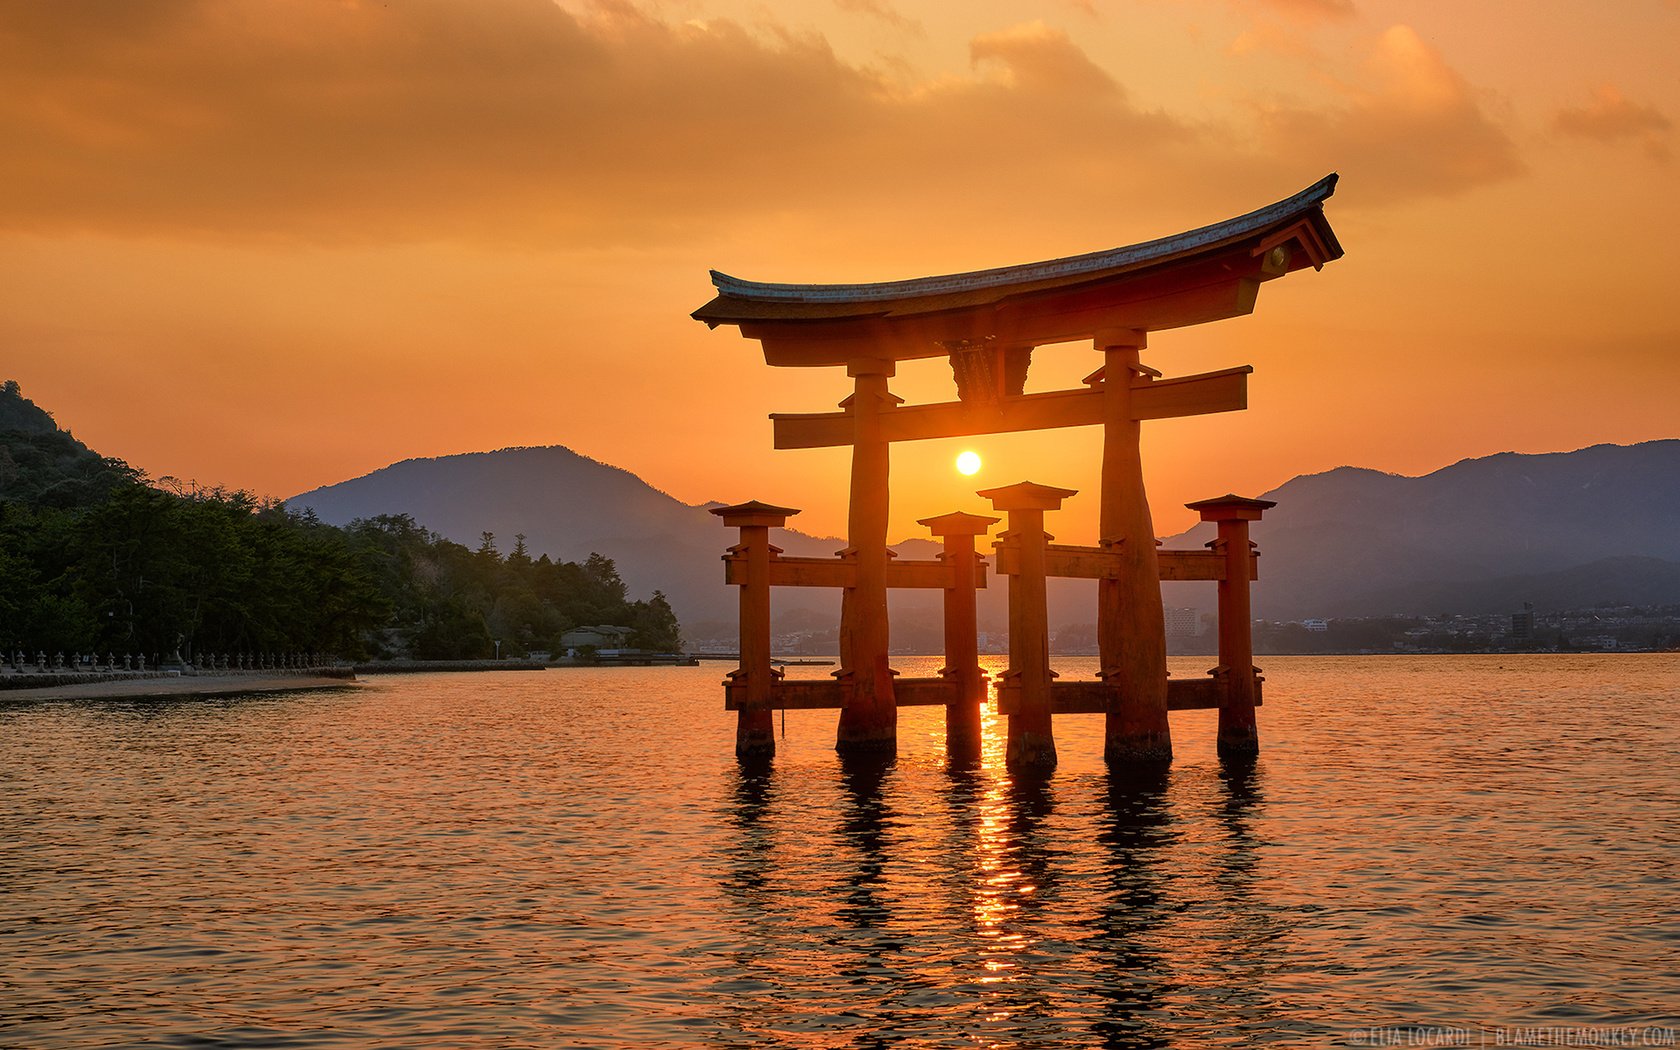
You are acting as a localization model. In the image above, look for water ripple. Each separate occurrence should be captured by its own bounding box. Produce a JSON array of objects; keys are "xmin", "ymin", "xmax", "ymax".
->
[{"xmin": 1, "ymin": 655, "xmax": 1677, "ymax": 1046}]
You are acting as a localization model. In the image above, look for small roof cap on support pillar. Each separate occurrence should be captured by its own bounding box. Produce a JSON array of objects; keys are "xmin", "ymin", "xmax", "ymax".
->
[
  {"xmin": 917, "ymin": 510, "xmax": 1000, "ymax": 537},
  {"xmin": 710, "ymin": 500, "xmax": 801, "ymax": 528},
  {"xmin": 1185, "ymin": 494, "xmax": 1276, "ymax": 522},
  {"xmin": 977, "ymin": 482, "xmax": 1078, "ymax": 512}
]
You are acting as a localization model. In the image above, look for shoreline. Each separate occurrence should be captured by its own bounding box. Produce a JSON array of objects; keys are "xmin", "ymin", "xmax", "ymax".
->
[
  {"xmin": 4, "ymin": 650, "xmax": 1669, "ymax": 704},
  {"xmin": 0, "ymin": 672, "xmax": 360, "ymax": 702},
  {"xmin": 354, "ymin": 660, "xmax": 546, "ymax": 674}
]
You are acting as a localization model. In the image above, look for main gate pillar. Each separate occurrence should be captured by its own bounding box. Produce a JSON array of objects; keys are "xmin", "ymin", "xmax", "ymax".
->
[
  {"xmin": 836, "ymin": 358, "xmax": 898, "ymax": 753},
  {"xmin": 1095, "ymin": 329, "xmax": 1173, "ymax": 764}
]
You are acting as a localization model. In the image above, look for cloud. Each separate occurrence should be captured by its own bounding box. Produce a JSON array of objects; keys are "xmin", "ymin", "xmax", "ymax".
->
[
  {"xmin": 969, "ymin": 21, "xmax": 1125, "ymax": 97},
  {"xmin": 1227, "ymin": 22, "xmax": 1324, "ymax": 60},
  {"xmin": 1250, "ymin": 25, "xmax": 1523, "ymax": 203},
  {"xmin": 0, "ymin": 1, "xmax": 1209, "ymax": 246},
  {"xmin": 1222, "ymin": 0, "xmax": 1351, "ymax": 60},
  {"xmin": 832, "ymin": 0, "xmax": 922, "ymax": 35},
  {"xmin": 1552, "ymin": 85, "xmax": 1672, "ymax": 161},
  {"xmin": 1054, "ymin": 0, "xmax": 1101, "ymax": 18},
  {"xmin": 1235, "ymin": 0, "xmax": 1356, "ymax": 20},
  {"xmin": 0, "ymin": 2, "xmax": 1523, "ymax": 251}
]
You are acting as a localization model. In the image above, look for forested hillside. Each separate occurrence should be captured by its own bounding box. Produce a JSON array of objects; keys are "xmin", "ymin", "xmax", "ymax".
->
[{"xmin": 0, "ymin": 381, "xmax": 678, "ymax": 661}]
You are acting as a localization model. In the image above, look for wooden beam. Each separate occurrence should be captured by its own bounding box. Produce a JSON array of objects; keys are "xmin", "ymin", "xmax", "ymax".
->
[
  {"xmin": 994, "ymin": 544, "xmax": 1258, "ymax": 582},
  {"xmin": 771, "ymin": 367, "xmax": 1251, "ymax": 450},
  {"xmin": 994, "ymin": 674, "xmax": 1264, "ymax": 715},
  {"xmin": 725, "ymin": 673, "xmax": 1264, "ymax": 712},
  {"xmin": 896, "ymin": 677, "xmax": 963, "ymax": 707},
  {"xmin": 1132, "ymin": 366, "xmax": 1251, "ymax": 422},
  {"xmin": 726, "ymin": 678, "xmax": 844, "ymax": 711},
  {"xmin": 726, "ymin": 555, "xmax": 851, "ymax": 589},
  {"xmin": 725, "ymin": 555, "xmax": 987, "ymax": 590},
  {"xmin": 725, "ymin": 676, "xmax": 957, "ymax": 711}
]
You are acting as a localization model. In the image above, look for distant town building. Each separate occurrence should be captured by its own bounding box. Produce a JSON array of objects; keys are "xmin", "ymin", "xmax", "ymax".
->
[
  {"xmin": 560, "ymin": 625, "xmax": 633, "ymax": 651},
  {"xmin": 1511, "ymin": 602, "xmax": 1535, "ymax": 642},
  {"xmin": 1163, "ymin": 606, "xmax": 1203, "ymax": 636},
  {"xmin": 1301, "ymin": 618, "xmax": 1329, "ymax": 633}
]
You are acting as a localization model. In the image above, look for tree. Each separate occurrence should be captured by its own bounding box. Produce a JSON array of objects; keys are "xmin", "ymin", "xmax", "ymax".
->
[
  {"xmin": 583, "ymin": 552, "xmax": 627, "ymax": 605},
  {"xmin": 629, "ymin": 590, "xmax": 681, "ymax": 652},
  {"xmin": 1, "ymin": 383, "xmax": 686, "ymax": 662}
]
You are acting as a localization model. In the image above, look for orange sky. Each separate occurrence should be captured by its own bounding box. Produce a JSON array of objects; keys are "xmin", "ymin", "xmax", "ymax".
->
[{"xmin": 3, "ymin": 0, "xmax": 1676, "ymax": 542}]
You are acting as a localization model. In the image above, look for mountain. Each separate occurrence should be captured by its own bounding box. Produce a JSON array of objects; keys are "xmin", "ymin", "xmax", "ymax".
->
[
  {"xmin": 290, "ymin": 439, "xmax": 1680, "ymax": 637},
  {"xmin": 1351, "ymin": 556, "xmax": 1680, "ymax": 617},
  {"xmin": 0, "ymin": 379, "xmax": 137, "ymax": 508},
  {"xmin": 1159, "ymin": 440, "xmax": 1680, "ymax": 620},
  {"xmin": 287, "ymin": 445, "xmax": 849, "ymax": 629}
]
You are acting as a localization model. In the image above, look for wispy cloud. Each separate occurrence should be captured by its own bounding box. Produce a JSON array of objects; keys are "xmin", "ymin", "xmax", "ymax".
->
[
  {"xmin": 832, "ymin": 0, "xmax": 923, "ymax": 35},
  {"xmin": 1552, "ymin": 84, "xmax": 1672, "ymax": 162},
  {"xmin": 1249, "ymin": 25, "xmax": 1522, "ymax": 203},
  {"xmin": 0, "ymin": 3, "xmax": 1205, "ymax": 246},
  {"xmin": 1053, "ymin": 0, "xmax": 1101, "ymax": 18},
  {"xmin": 1231, "ymin": 0, "xmax": 1356, "ymax": 21},
  {"xmin": 0, "ymin": 1, "xmax": 1530, "ymax": 252}
]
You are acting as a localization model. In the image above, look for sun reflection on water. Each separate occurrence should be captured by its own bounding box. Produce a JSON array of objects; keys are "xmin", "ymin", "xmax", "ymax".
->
[{"xmin": 3, "ymin": 656, "xmax": 1676, "ymax": 1046}]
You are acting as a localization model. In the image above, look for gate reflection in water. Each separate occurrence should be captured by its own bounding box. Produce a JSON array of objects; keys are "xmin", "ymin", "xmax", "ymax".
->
[
  {"xmin": 3, "ymin": 654, "xmax": 1676, "ymax": 1047},
  {"xmin": 715, "ymin": 660, "xmax": 1284, "ymax": 1047}
]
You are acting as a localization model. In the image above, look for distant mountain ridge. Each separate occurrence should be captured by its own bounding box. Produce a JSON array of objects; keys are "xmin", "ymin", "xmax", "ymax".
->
[
  {"xmin": 1161, "ymin": 440, "xmax": 1680, "ymax": 619},
  {"xmin": 290, "ymin": 439, "xmax": 1680, "ymax": 632}
]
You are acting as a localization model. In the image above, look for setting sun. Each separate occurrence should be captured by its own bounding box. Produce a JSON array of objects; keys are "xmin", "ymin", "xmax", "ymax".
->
[{"xmin": 956, "ymin": 450, "xmax": 982, "ymax": 476}]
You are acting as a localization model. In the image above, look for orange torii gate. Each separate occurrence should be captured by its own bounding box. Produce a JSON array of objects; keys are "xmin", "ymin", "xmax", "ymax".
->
[{"xmin": 696, "ymin": 175, "xmax": 1344, "ymax": 765}]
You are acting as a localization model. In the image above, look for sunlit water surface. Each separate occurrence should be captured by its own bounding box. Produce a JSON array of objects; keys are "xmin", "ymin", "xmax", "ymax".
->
[{"xmin": 2, "ymin": 655, "xmax": 1677, "ymax": 1047}]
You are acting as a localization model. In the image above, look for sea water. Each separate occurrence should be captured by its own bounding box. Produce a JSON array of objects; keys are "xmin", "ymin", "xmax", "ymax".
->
[{"xmin": 2, "ymin": 655, "xmax": 1677, "ymax": 1047}]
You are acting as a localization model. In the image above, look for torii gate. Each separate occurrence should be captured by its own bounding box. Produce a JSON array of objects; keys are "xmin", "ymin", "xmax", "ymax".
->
[{"xmin": 695, "ymin": 175, "xmax": 1344, "ymax": 764}]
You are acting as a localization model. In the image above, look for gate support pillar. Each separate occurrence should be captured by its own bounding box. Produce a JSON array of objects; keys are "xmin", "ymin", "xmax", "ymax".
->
[
  {"xmin": 981, "ymin": 482, "xmax": 1075, "ymax": 771},
  {"xmin": 1186, "ymin": 494, "xmax": 1275, "ymax": 758},
  {"xmin": 712, "ymin": 500, "xmax": 798, "ymax": 760},
  {"xmin": 918, "ymin": 510, "xmax": 999, "ymax": 763}
]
